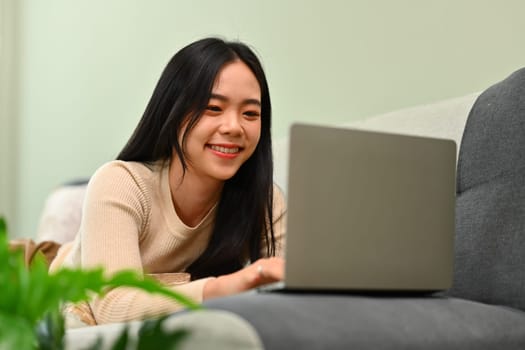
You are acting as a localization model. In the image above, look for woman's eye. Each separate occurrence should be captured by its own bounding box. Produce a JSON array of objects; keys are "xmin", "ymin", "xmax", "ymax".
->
[
  {"xmin": 244, "ymin": 111, "xmax": 261, "ymax": 118},
  {"xmin": 206, "ymin": 105, "xmax": 222, "ymax": 112}
]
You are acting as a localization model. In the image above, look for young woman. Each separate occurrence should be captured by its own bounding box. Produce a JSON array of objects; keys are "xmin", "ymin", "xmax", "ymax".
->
[{"xmin": 50, "ymin": 37, "xmax": 286, "ymax": 325}]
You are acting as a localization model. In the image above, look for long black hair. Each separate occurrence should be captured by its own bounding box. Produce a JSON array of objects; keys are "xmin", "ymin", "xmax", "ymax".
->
[{"xmin": 117, "ymin": 37, "xmax": 275, "ymax": 279}]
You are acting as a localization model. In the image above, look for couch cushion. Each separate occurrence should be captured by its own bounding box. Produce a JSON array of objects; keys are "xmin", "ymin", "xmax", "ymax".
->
[
  {"xmin": 205, "ymin": 292, "xmax": 525, "ymax": 350},
  {"xmin": 447, "ymin": 67, "xmax": 525, "ymax": 310}
]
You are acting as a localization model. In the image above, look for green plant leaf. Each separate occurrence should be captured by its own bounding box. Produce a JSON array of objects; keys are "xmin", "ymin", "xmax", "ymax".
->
[
  {"xmin": 35, "ymin": 310, "xmax": 65, "ymax": 350},
  {"xmin": 0, "ymin": 312, "xmax": 37, "ymax": 349},
  {"xmin": 108, "ymin": 324, "xmax": 130, "ymax": 350},
  {"xmin": 0, "ymin": 216, "xmax": 200, "ymax": 350},
  {"xmin": 0, "ymin": 217, "xmax": 6, "ymax": 237}
]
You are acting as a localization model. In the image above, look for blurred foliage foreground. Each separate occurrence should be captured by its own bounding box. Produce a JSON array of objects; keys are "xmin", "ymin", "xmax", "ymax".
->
[{"xmin": 0, "ymin": 217, "xmax": 201, "ymax": 349}]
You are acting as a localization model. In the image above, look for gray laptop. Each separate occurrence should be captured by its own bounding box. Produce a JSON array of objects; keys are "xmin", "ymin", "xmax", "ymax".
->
[{"xmin": 266, "ymin": 123, "xmax": 456, "ymax": 293}]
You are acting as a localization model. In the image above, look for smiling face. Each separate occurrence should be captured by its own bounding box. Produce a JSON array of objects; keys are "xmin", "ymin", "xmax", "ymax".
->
[{"xmin": 180, "ymin": 60, "xmax": 262, "ymax": 183}]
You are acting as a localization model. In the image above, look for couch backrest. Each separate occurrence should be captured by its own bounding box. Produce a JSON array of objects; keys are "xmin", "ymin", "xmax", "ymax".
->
[
  {"xmin": 272, "ymin": 93, "xmax": 479, "ymax": 194},
  {"xmin": 447, "ymin": 67, "xmax": 525, "ymax": 310}
]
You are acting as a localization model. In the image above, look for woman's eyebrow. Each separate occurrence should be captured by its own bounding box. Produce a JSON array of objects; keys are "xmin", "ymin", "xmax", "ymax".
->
[{"xmin": 210, "ymin": 93, "xmax": 261, "ymax": 107}]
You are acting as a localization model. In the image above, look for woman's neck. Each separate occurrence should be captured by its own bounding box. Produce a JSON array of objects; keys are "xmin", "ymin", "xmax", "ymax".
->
[{"xmin": 168, "ymin": 158, "xmax": 223, "ymax": 227}]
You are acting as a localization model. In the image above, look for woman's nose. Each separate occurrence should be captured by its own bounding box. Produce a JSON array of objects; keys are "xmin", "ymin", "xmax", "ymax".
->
[{"xmin": 219, "ymin": 111, "xmax": 243, "ymax": 135}]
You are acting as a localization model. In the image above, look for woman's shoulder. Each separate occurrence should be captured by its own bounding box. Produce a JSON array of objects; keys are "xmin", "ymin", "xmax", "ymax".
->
[
  {"xmin": 91, "ymin": 160, "xmax": 163, "ymax": 186},
  {"xmin": 87, "ymin": 160, "xmax": 165, "ymax": 200},
  {"xmin": 93, "ymin": 160, "xmax": 158, "ymax": 178}
]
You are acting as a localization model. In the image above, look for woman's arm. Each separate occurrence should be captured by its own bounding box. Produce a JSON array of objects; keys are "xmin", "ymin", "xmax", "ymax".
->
[
  {"xmin": 78, "ymin": 162, "xmax": 212, "ymax": 324},
  {"xmin": 202, "ymin": 256, "xmax": 284, "ymax": 299},
  {"xmin": 79, "ymin": 162, "xmax": 146, "ymax": 275},
  {"xmin": 203, "ymin": 184, "xmax": 288, "ymax": 299}
]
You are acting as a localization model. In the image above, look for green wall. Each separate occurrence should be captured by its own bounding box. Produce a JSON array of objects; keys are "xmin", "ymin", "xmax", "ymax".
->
[{"xmin": 5, "ymin": 0, "xmax": 525, "ymax": 237}]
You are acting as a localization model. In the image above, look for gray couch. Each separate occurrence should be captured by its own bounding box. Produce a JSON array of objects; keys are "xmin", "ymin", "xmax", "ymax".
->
[
  {"xmin": 64, "ymin": 68, "xmax": 525, "ymax": 349},
  {"xmin": 197, "ymin": 68, "xmax": 525, "ymax": 349}
]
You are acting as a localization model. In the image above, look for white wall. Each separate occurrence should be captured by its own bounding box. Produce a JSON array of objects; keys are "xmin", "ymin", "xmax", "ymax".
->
[
  {"xmin": 0, "ymin": 0, "xmax": 17, "ymax": 235},
  {"xmin": 3, "ymin": 0, "xmax": 525, "ymax": 237}
]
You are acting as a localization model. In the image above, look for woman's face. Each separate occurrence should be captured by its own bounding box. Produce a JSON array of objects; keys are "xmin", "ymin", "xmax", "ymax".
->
[{"xmin": 181, "ymin": 60, "xmax": 262, "ymax": 182}]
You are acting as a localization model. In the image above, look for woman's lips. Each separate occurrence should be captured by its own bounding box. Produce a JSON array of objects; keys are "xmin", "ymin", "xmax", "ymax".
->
[
  {"xmin": 207, "ymin": 144, "xmax": 242, "ymax": 159},
  {"xmin": 209, "ymin": 145, "xmax": 240, "ymax": 154}
]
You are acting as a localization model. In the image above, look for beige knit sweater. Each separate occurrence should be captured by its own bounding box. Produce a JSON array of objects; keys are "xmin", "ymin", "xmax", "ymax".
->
[{"xmin": 50, "ymin": 160, "xmax": 286, "ymax": 324}]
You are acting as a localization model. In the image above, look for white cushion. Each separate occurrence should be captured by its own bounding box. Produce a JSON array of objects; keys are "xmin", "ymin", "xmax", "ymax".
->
[{"xmin": 65, "ymin": 310, "xmax": 263, "ymax": 349}]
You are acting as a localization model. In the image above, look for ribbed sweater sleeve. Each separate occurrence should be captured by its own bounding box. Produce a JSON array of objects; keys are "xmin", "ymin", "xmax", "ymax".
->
[
  {"xmin": 91, "ymin": 279, "xmax": 212, "ymax": 324},
  {"xmin": 80, "ymin": 161, "xmax": 146, "ymax": 274}
]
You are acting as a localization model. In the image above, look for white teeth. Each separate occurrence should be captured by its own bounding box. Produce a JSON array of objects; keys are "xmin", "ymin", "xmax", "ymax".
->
[{"xmin": 210, "ymin": 145, "xmax": 239, "ymax": 154}]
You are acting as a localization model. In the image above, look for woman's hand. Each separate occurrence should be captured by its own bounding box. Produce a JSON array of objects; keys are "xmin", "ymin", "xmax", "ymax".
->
[{"xmin": 203, "ymin": 257, "xmax": 284, "ymax": 300}]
